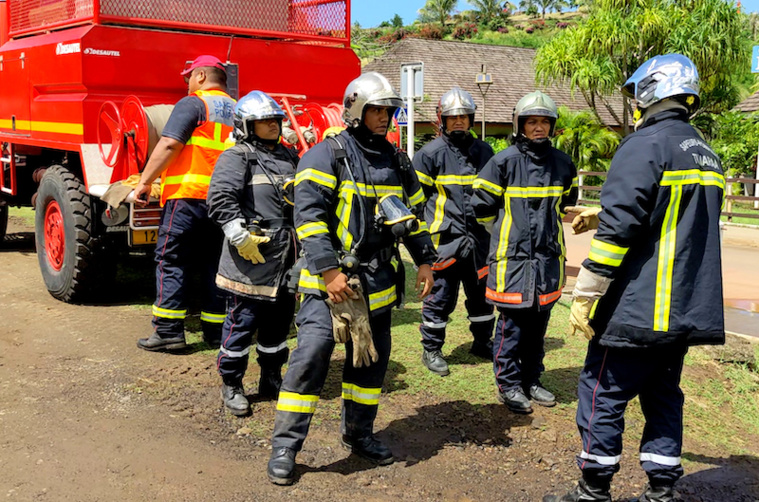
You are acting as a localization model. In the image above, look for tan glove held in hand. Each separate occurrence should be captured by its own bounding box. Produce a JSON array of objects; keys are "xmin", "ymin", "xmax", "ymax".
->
[
  {"xmin": 325, "ymin": 277, "xmax": 377, "ymax": 367},
  {"xmin": 566, "ymin": 206, "xmax": 601, "ymax": 234},
  {"xmin": 236, "ymin": 233, "xmax": 270, "ymax": 264},
  {"xmin": 570, "ymin": 297, "xmax": 596, "ymax": 340}
]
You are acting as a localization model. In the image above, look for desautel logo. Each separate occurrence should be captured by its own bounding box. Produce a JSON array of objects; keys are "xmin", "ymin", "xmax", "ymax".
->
[
  {"xmin": 55, "ymin": 42, "xmax": 81, "ymax": 55},
  {"xmin": 83, "ymin": 48, "xmax": 121, "ymax": 57}
]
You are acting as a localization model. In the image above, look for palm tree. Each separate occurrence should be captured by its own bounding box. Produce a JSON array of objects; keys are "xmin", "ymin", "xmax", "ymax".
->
[
  {"xmin": 553, "ymin": 106, "xmax": 620, "ymax": 173},
  {"xmin": 418, "ymin": 0, "xmax": 457, "ymax": 27},
  {"xmin": 535, "ymin": 0, "xmax": 567, "ymax": 18},
  {"xmin": 468, "ymin": 0, "xmax": 502, "ymax": 21}
]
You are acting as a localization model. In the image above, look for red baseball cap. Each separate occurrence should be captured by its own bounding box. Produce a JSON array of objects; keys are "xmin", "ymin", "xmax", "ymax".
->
[{"xmin": 181, "ymin": 55, "xmax": 226, "ymax": 76}]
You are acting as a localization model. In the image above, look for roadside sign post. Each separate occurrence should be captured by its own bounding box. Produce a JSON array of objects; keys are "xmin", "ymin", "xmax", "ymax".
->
[
  {"xmin": 752, "ymin": 47, "xmax": 759, "ymax": 207},
  {"xmin": 401, "ymin": 62, "xmax": 423, "ymax": 159}
]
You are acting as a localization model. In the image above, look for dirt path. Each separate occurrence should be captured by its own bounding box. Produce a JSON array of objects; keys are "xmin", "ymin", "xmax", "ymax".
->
[{"xmin": 1, "ymin": 216, "xmax": 758, "ymax": 502}]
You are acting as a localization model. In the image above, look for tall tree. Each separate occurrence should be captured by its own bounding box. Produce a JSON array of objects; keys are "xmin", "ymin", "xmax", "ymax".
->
[
  {"xmin": 391, "ymin": 13, "xmax": 404, "ymax": 28},
  {"xmin": 418, "ymin": 0, "xmax": 457, "ymax": 27},
  {"xmin": 553, "ymin": 106, "xmax": 620, "ymax": 173},
  {"xmin": 534, "ymin": 0, "xmax": 749, "ymax": 134}
]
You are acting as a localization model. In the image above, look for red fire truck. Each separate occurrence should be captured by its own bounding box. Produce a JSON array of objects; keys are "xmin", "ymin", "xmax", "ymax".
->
[{"xmin": 0, "ymin": 0, "xmax": 359, "ymax": 302}]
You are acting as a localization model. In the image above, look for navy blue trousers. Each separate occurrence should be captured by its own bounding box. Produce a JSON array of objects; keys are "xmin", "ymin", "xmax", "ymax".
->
[
  {"xmin": 217, "ymin": 288, "xmax": 295, "ymax": 383},
  {"xmin": 270, "ymin": 294, "xmax": 392, "ymax": 452},
  {"xmin": 152, "ymin": 199, "xmax": 224, "ymax": 340},
  {"xmin": 420, "ymin": 253, "xmax": 494, "ymax": 352},
  {"xmin": 493, "ymin": 306, "xmax": 551, "ymax": 392},
  {"xmin": 575, "ymin": 340, "xmax": 687, "ymax": 484}
]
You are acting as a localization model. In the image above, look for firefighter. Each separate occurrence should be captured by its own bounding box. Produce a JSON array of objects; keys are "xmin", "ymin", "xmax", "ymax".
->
[
  {"xmin": 134, "ymin": 55, "xmax": 236, "ymax": 352},
  {"xmin": 414, "ymin": 87, "xmax": 496, "ymax": 377},
  {"xmin": 472, "ymin": 91, "xmax": 577, "ymax": 414},
  {"xmin": 544, "ymin": 54, "xmax": 725, "ymax": 502},
  {"xmin": 266, "ymin": 72, "xmax": 436, "ymax": 485},
  {"xmin": 206, "ymin": 91, "xmax": 299, "ymax": 416}
]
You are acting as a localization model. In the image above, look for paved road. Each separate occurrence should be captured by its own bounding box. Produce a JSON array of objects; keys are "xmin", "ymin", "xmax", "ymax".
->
[{"xmin": 563, "ymin": 223, "xmax": 759, "ymax": 338}]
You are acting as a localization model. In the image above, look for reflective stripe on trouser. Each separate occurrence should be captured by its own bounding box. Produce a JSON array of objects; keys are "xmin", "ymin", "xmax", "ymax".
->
[
  {"xmin": 270, "ymin": 294, "xmax": 392, "ymax": 452},
  {"xmin": 420, "ymin": 254, "xmax": 494, "ymax": 352},
  {"xmin": 217, "ymin": 290, "xmax": 295, "ymax": 383},
  {"xmin": 493, "ymin": 306, "xmax": 551, "ymax": 392},
  {"xmin": 152, "ymin": 199, "xmax": 224, "ymax": 339},
  {"xmin": 576, "ymin": 340, "xmax": 687, "ymax": 484}
]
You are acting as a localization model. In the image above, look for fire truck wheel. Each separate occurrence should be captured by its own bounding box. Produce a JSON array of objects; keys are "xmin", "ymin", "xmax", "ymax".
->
[
  {"xmin": 35, "ymin": 166, "xmax": 102, "ymax": 302},
  {"xmin": 0, "ymin": 205, "xmax": 7, "ymax": 242}
]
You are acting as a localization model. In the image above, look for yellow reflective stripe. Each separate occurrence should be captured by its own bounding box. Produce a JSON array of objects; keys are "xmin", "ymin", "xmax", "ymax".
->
[
  {"xmin": 163, "ymin": 173, "xmax": 212, "ymax": 186},
  {"xmin": 477, "ymin": 215, "xmax": 495, "ymax": 225},
  {"xmin": 554, "ymin": 198, "xmax": 566, "ymax": 288},
  {"xmin": 415, "ymin": 170, "xmax": 434, "ymax": 186},
  {"xmin": 200, "ymin": 311, "xmax": 225, "ymax": 324},
  {"xmin": 588, "ymin": 238, "xmax": 629, "ymax": 267},
  {"xmin": 296, "ymin": 222, "xmax": 329, "ymax": 240},
  {"xmin": 342, "ymin": 383, "xmax": 381, "ymax": 405},
  {"xmin": 186, "ymin": 135, "xmax": 226, "ymax": 151},
  {"xmin": 473, "ymin": 177, "xmax": 504, "ymax": 196},
  {"xmin": 214, "ymin": 122, "xmax": 222, "ymax": 142},
  {"xmin": 430, "ymin": 182, "xmax": 447, "ymax": 235},
  {"xmin": 276, "ymin": 391, "xmax": 319, "ymax": 413},
  {"xmin": 335, "ymin": 193, "xmax": 354, "ymax": 251},
  {"xmin": 565, "ymin": 177, "xmax": 579, "ymax": 194},
  {"xmin": 654, "ymin": 185, "xmax": 683, "ymax": 332},
  {"xmin": 409, "ymin": 220, "xmax": 429, "ymax": 236},
  {"xmin": 495, "ymin": 194, "xmax": 513, "ymax": 292},
  {"xmin": 661, "ymin": 169, "xmax": 725, "ymax": 189},
  {"xmin": 298, "ymin": 269, "xmax": 327, "ymax": 292},
  {"xmin": 0, "ymin": 119, "xmax": 84, "ymax": 135},
  {"xmin": 408, "ymin": 187, "xmax": 425, "ymax": 206},
  {"xmin": 368, "ymin": 285, "xmax": 397, "ymax": 311},
  {"xmin": 437, "ymin": 174, "xmax": 477, "ymax": 186},
  {"xmin": 152, "ymin": 305, "xmax": 187, "ymax": 319},
  {"xmin": 505, "ymin": 186, "xmax": 564, "ymax": 198},
  {"xmin": 295, "ymin": 168, "xmax": 337, "ymax": 189},
  {"xmin": 338, "ymin": 182, "xmax": 403, "ymax": 198}
]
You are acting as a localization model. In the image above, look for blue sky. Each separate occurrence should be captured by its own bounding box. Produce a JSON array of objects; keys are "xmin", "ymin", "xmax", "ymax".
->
[{"xmin": 351, "ymin": 0, "xmax": 758, "ymax": 28}]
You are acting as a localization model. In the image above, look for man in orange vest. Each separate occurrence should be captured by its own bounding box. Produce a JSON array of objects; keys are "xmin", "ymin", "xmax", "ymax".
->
[{"xmin": 134, "ymin": 55, "xmax": 236, "ymax": 352}]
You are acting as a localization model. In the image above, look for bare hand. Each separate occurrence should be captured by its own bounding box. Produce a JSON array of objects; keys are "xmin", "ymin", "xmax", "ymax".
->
[
  {"xmin": 416, "ymin": 264, "xmax": 434, "ymax": 299},
  {"xmin": 323, "ymin": 268, "xmax": 355, "ymax": 304},
  {"xmin": 133, "ymin": 182, "xmax": 151, "ymax": 207}
]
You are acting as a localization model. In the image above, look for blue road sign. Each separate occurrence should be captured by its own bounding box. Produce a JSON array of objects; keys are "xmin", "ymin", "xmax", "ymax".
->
[
  {"xmin": 753, "ymin": 46, "xmax": 759, "ymax": 73},
  {"xmin": 395, "ymin": 107, "xmax": 408, "ymax": 126}
]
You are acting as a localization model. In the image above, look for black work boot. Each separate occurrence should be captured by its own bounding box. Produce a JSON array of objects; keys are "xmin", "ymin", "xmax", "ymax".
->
[
  {"xmin": 202, "ymin": 330, "xmax": 221, "ymax": 350},
  {"xmin": 341, "ymin": 434, "xmax": 394, "ymax": 465},
  {"xmin": 497, "ymin": 387, "xmax": 533, "ymax": 414},
  {"xmin": 267, "ymin": 447, "xmax": 296, "ymax": 485},
  {"xmin": 221, "ymin": 380, "xmax": 250, "ymax": 416},
  {"xmin": 258, "ymin": 367, "xmax": 283, "ymax": 400},
  {"xmin": 469, "ymin": 339, "xmax": 494, "ymax": 360},
  {"xmin": 527, "ymin": 383, "xmax": 556, "ymax": 407},
  {"xmin": 543, "ymin": 478, "xmax": 612, "ymax": 502},
  {"xmin": 422, "ymin": 349, "xmax": 450, "ymax": 376},
  {"xmin": 634, "ymin": 483, "xmax": 678, "ymax": 502},
  {"xmin": 137, "ymin": 333, "xmax": 187, "ymax": 353}
]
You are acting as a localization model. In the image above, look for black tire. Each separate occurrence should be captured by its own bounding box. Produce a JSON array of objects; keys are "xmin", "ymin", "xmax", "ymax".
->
[
  {"xmin": 0, "ymin": 204, "xmax": 7, "ymax": 242},
  {"xmin": 35, "ymin": 166, "xmax": 105, "ymax": 302}
]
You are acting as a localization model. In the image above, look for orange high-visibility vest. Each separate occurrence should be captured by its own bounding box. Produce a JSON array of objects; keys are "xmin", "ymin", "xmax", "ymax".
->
[{"xmin": 160, "ymin": 89, "xmax": 236, "ymax": 206}]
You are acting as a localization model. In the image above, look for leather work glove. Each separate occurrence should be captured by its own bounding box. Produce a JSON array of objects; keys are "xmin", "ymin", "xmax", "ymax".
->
[
  {"xmin": 566, "ymin": 206, "xmax": 601, "ymax": 234},
  {"xmin": 570, "ymin": 297, "xmax": 596, "ymax": 340},
  {"xmin": 236, "ymin": 233, "xmax": 270, "ymax": 264},
  {"xmin": 570, "ymin": 266, "xmax": 613, "ymax": 341},
  {"xmin": 325, "ymin": 277, "xmax": 378, "ymax": 368}
]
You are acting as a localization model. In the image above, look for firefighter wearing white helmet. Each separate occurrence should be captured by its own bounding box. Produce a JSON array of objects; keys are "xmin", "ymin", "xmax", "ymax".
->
[
  {"xmin": 414, "ymin": 87, "xmax": 496, "ymax": 377},
  {"xmin": 207, "ymin": 90, "xmax": 300, "ymax": 416},
  {"xmin": 267, "ymin": 72, "xmax": 436, "ymax": 485},
  {"xmin": 472, "ymin": 90, "xmax": 578, "ymax": 414},
  {"xmin": 545, "ymin": 54, "xmax": 724, "ymax": 502}
]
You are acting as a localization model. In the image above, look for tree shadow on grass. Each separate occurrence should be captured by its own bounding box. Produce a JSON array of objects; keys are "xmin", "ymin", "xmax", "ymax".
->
[{"xmin": 298, "ymin": 399, "xmax": 532, "ymax": 479}]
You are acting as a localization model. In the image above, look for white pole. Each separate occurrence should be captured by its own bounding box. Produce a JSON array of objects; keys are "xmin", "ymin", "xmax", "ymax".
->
[
  {"xmin": 754, "ymin": 138, "xmax": 759, "ymax": 209},
  {"xmin": 406, "ymin": 69, "xmax": 415, "ymax": 159}
]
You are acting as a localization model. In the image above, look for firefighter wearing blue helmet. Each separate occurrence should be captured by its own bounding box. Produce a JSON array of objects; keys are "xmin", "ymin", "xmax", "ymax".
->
[
  {"xmin": 544, "ymin": 54, "xmax": 725, "ymax": 502},
  {"xmin": 207, "ymin": 90, "xmax": 300, "ymax": 416}
]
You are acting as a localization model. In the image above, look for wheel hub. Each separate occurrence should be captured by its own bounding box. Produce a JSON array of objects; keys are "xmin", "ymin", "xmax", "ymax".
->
[{"xmin": 44, "ymin": 201, "xmax": 64, "ymax": 271}]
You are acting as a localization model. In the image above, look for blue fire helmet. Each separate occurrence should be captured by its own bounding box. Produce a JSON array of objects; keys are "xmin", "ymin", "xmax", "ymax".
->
[{"xmin": 622, "ymin": 54, "xmax": 700, "ymax": 112}]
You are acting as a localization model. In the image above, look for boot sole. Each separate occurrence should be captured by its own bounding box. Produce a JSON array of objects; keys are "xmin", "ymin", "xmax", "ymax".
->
[
  {"xmin": 136, "ymin": 340, "xmax": 187, "ymax": 352},
  {"xmin": 267, "ymin": 472, "xmax": 295, "ymax": 486},
  {"xmin": 496, "ymin": 392, "xmax": 533, "ymax": 414},
  {"xmin": 532, "ymin": 399, "xmax": 556, "ymax": 408},
  {"xmin": 340, "ymin": 438, "xmax": 395, "ymax": 466},
  {"xmin": 421, "ymin": 355, "xmax": 450, "ymax": 377}
]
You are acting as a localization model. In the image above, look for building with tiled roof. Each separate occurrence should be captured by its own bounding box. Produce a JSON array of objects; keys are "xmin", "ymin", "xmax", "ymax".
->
[
  {"xmin": 363, "ymin": 38, "xmax": 624, "ymax": 136},
  {"xmin": 734, "ymin": 91, "xmax": 759, "ymax": 113}
]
